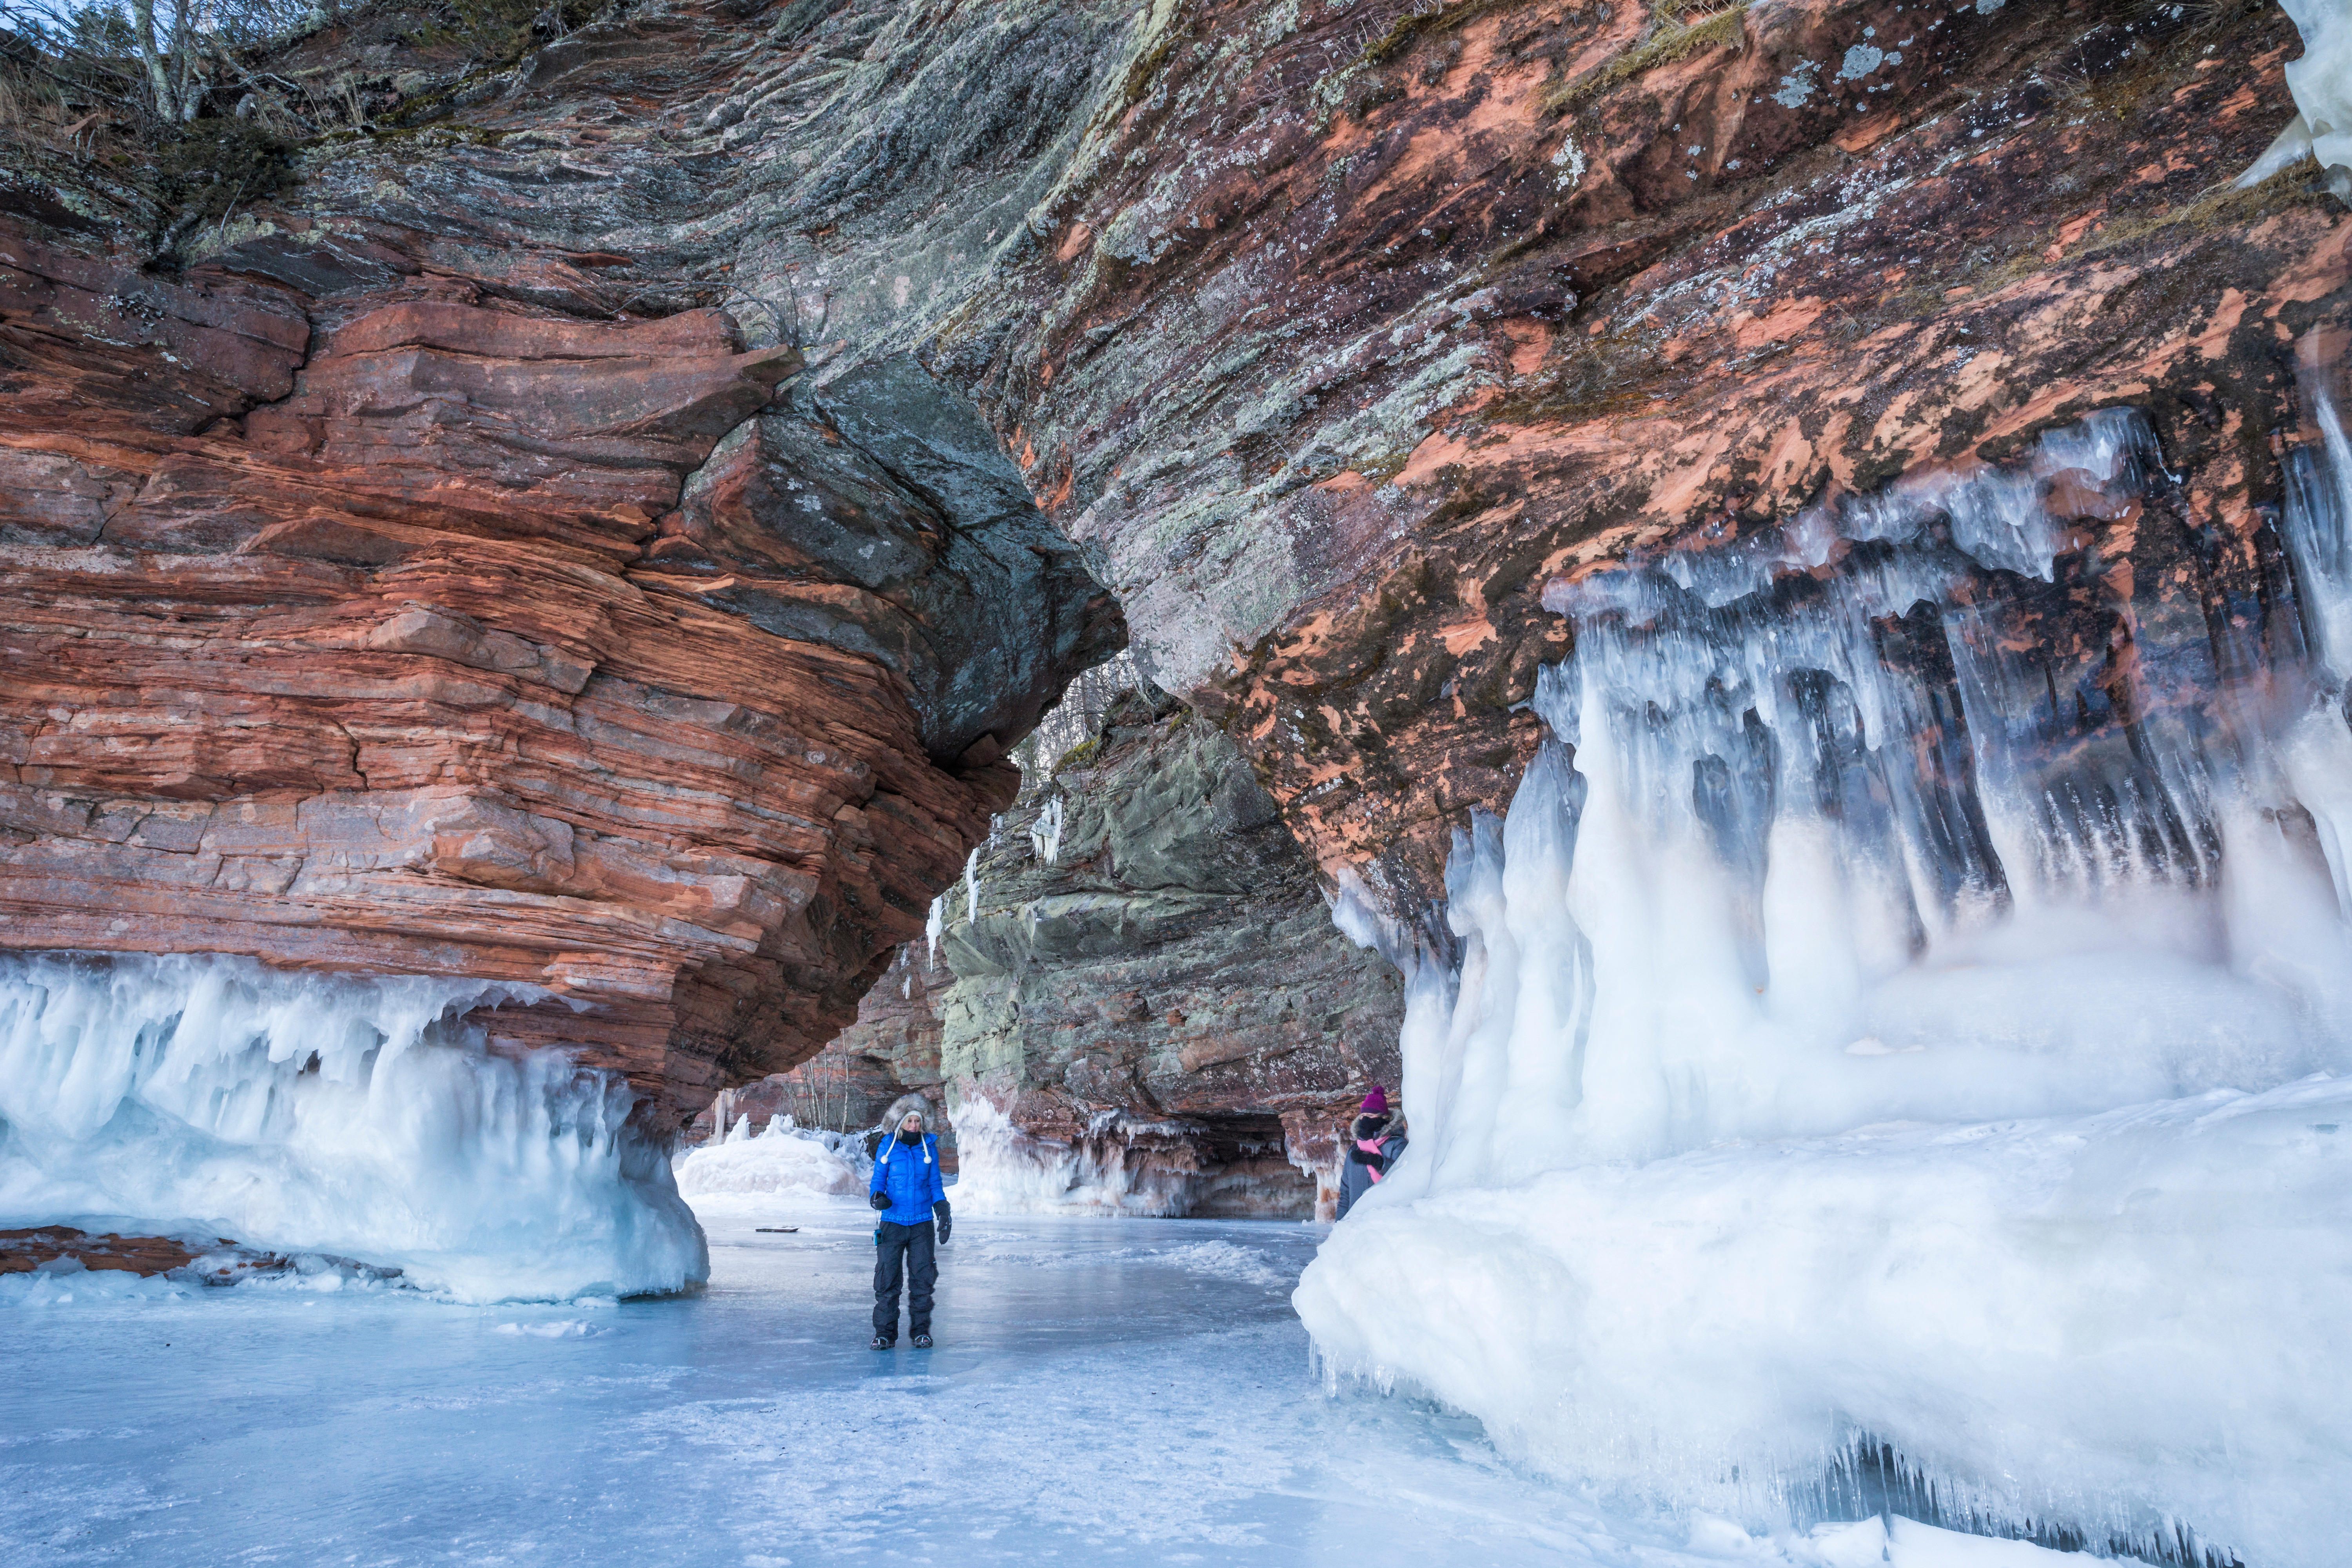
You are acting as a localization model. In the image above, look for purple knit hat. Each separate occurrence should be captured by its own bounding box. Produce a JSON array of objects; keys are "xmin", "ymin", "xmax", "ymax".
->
[{"xmin": 1360, "ymin": 1085, "xmax": 1389, "ymax": 1115}]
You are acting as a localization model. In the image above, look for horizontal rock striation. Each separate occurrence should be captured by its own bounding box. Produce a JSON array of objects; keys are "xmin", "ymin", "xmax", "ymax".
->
[
  {"xmin": 4, "ymin": 0, "xmax": 2345, "ymax": 1126},
  {"xmin": 908, "ymin": 0, "xmax": 2352, "ymax": 918},
  {"xmin": 695, "ymin": 942, "xmax": 956, "ymax": 1142},
  {"xmin": 0, "ymin": 18, "xmax": 1122, "ymax": 1125}
]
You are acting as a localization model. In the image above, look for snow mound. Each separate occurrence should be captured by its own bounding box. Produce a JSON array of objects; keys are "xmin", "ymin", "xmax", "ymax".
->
[
  {"xmin": 0, "ymin": 952, "xmax": 707, "ymax": 1303},
  {"xmin": 673, "ymin": 1122, "xmax": 864, "ymax": 1199}
]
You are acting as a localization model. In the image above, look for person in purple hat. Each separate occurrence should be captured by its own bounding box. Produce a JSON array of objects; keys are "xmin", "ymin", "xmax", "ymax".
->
[{"xmin": 1336, "ymin": 1085, "xmax": 1406, "ymax": 1220}]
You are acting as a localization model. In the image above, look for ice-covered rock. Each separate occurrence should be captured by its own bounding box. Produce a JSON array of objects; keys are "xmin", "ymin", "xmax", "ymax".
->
[
  {"xmin": 0, "ymin": 953, "xmax": 706, "ymax": 1302},
  {"xmin": 1299, "ymin": 377, "xmax": 2352, "ymax": 1567}
]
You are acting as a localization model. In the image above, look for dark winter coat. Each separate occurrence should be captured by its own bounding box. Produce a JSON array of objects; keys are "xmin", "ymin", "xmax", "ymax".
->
[
  {"xmin": 870, "ymin": 1131, "xmax": 947, "ymax": 1225},
  {"xmin": 1335, "ymin": 1114, "xmax": 1406, "ymax": 1220}
]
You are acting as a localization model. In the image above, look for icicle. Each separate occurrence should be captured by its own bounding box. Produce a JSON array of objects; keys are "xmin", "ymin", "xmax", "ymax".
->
[
  {"xmin": 964, "ymin": 846, "xmax": 982, "ymax": 924},
  {"xmin": 0, "ymin": 952, "xmax": 706, "ymax": 1300},
  {"xmin": 1304, "ymin": 389, "xmax": 2352, "ymax": 1563},
  {"xmin": 926, "ymin": 892, "xmax": 946, "ymax": 965},
  {"xmin": 1029, "ymin": 795, "xmax": 1065, "ymax": 865}
]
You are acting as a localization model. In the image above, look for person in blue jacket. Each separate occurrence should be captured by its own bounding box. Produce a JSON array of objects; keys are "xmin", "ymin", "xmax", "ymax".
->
[{"xmin": 867, "ymin": 1102, "xmax": 950, "ymax": 1348}]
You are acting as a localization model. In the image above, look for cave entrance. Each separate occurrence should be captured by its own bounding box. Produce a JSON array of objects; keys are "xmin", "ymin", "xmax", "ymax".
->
[{"xmin": 1124, "ymin": 1112, "xmax": 1317, "ymax": 1221}]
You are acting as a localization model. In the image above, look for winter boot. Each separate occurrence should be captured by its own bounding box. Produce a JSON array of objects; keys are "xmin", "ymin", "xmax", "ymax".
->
[
  {"xmin": 911, "ymin": 1333, "xmax": 933, "ymax": 1348},
  {"xmin": 870, "ymin": 1334, "xmax": 895, "ymax": 1349}
]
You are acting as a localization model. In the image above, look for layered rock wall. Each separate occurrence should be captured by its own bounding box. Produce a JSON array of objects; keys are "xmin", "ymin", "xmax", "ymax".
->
[
  {"xmin": 4, "ymin": 0, "xmax": 2346, "ymax": 1134},
  {"xmin": 690, "ymin": 942, "xmax": 951, "ymax": 1145},
  {"xmin": 0, "ymin": 7, "xmax": 1124, "ymax": 1126},
  {"xmin": 916, "ymin": 0, "xmax": 2352, "ymax": 921},
  {"xmin": 929, "ymin": 689, "xmax": 1403, "ymax": 1218}
]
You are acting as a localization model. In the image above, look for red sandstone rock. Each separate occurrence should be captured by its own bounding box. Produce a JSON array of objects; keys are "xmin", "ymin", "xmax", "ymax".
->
[
  {"xmin": 2, "ymin": 0, "xmax": 2343, "ymax": 1138},
  {"xmin": 0, "ymin": 209, "xmax": 1116, "ymax": 1126},
  {"xmin": 0, "ymin": 1225, "xmax": 297, "ymax": 1283}
]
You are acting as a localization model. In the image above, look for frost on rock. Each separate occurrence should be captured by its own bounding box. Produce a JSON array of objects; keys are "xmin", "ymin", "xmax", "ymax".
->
[
  {"xmin": 2240, "ymin": 0, "xmax": 2352, "ymax": 194},
  {"xmin": 0, "ymin": 953, "xmax": 708, "ymax": 1302},
  {"xmin": 1297, "ymin": 363, "xmax": 2352, "ymax": 1567},
  {"xmin": 947, "ymin": 1096, "xmax": 1200, "ymax": 1215}
]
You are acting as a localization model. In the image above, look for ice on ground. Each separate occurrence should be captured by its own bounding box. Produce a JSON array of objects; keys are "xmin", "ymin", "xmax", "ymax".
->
[
  {"xmin": 0, "ymin": 952, "xmax": 706, "ymax": 1302},
  {"xmin": 1147, "ymin": 1239, "xmax": 1287, "ymax": 1286},
  {"xmin": 1777, "ymin": 1516, "xmax": 2090, "ymax": 1566},
  {"xmin": 493, "ymin": 1319, "xmax": 601, "ymax": 1338},
  {"xmin": 0, "ymin": 1207, "xmax": 1770, "ymax": 1567},
  {"xmin": 672, "ymin": 1119, "xmax": 866, "ymax": 1199},
  {"xmin": 1305, "ymin": 1078, "xmax": 2352, "ymax": 1562},
  {"xmin": 1300, "ymin": 396, "xmax": 2352, "ymax": 1567}
]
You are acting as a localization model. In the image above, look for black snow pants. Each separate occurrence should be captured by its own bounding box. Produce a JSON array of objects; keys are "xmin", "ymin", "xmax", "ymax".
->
[{"xmin": 873, "ymin": 1219, "xmax": 936, "ymax": 1339}]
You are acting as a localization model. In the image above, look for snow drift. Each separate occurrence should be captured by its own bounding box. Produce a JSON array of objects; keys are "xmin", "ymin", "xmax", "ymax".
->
[
  {"xmin": 1299, "ymin": 368, "xmax": 2352, "ymax": 1566},
  {"xmin": 0, "ymin": 952, "xmax": 706, "ymax": 1301}
]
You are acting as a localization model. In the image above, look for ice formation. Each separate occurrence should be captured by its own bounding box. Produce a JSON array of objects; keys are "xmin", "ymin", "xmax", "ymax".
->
[
  {"xmin": 1030, "ymin": 793, "xmax": 1067, "ymax": 866},
  {"xmin": 671, "ymin": 1116, "xmax": 865, "ymax": 1199},
  {"xmin": 0, "ymin": 952, "xmax": 706, "ymax": 1301},
  {"xmin": 949, "ymin": 1098, "xmax": 1193, "ymax": 1214},
  {"xmin": 2243, "ymin": 0, "xmax": 2352, "ymax": 193},
  {"xmin": 1298, "ymin": 370, "xmax": 2352, "ymax": 1566}
]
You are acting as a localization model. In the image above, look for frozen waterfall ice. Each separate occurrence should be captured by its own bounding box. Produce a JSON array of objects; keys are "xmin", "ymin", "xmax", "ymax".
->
[
  {"xmin": 1299, "ymin": 372, "xmax": 2352, "ymax": 1567},
  {"xmin": 2241, "ymin": 1, "xmax": 2352, "ymax": 195},
  {"xmin": 1030, "ymin": 792, "xmax": 1067, "ymax": 866},
  {"xmin": 0, "ymin": 952, "xmax": 706, "ymax": 1301}
]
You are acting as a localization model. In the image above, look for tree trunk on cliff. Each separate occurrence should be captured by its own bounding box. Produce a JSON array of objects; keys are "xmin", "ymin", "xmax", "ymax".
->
[
  {"xmin": 129, "ymin": 0, "xmax": 201, "ymax": 123},
  {"xmin": 129, "ymin": 0, "xmax": 176, "ymax": 120}
]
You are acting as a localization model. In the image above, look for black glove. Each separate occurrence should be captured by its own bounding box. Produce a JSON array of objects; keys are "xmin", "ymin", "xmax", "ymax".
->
[
  {"xmin": 869, "ymin": 1190, "xmax": 890, "ymax": 1211},
  {"xmin": 933, "ymin": 1200, "xmax": 952, "ymax": 1245}
]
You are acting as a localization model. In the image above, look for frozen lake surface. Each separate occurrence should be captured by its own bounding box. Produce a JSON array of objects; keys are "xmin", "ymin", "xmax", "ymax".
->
[
  {"xmin": 3, "ymin": 1197, "xmax": 2077, "ymax": 1567},
  {"xmin": 0, "ymin": 1199, "xmax": 1697, "ymax": 1567}
]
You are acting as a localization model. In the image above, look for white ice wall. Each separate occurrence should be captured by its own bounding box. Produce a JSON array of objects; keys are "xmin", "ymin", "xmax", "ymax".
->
[
  {"xmin": 0, "ymin": 952, "xmax": 706, "ymax": 1301},
  {"xmin": 1298, "ymin": 366, "xmax": 2352, "ymax": 1565}
]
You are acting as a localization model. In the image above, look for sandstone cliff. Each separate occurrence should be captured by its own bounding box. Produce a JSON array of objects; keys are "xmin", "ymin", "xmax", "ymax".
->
[
  {"xmin": 4, "ymin": 0, "xmax": 2346, "ymax": 1143},
  {"xmin": 931, "ymin": 686, "xmax": 1402, "ymax": 1218},
  {"xmin": 0, "ymin": 2, "xmax": 1126, "ymax": 1128}
]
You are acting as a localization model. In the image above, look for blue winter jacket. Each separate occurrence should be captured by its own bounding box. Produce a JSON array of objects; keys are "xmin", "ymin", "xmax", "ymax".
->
[{"xmin": 870, "ymin": 1132, "xmax": 947, "ymax": 1225}]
